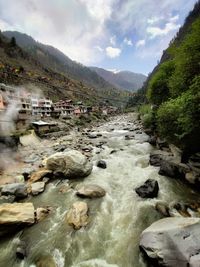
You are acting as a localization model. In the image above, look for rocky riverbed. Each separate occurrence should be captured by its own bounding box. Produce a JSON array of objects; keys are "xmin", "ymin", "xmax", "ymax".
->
[{"xmin": 0, "ymin": 113, "xmax": 200, "ymax": 267}]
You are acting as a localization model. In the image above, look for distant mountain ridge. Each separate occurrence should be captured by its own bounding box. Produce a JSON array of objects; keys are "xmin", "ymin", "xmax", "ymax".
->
[
  {"xmin": 90, "ymin": 67, "xmax": 147, "ymax": 92},
  {"xmin": 0, "ymin": 31, "xmax": 130, "ymax": 106},
  {"xmin": 3, "ymin": 31, "xmax": 118, "ymax": 92}
]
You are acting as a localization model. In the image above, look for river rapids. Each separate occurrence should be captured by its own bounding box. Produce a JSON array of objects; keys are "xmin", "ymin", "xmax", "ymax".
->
[{"xmin": 0, "ymin": 114, "xmax": 199, "ymax": 267}]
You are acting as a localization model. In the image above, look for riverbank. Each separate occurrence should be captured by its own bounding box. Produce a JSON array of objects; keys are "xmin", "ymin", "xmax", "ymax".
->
[{"xmin": 0, "ymin": 113, "xmax": 200, "ymax": 267}]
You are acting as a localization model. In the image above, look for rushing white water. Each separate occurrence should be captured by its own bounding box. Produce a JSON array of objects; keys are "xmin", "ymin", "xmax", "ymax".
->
[{"xmin": 0, "ymin": 114, "xmax": 199, "ymax": 267}]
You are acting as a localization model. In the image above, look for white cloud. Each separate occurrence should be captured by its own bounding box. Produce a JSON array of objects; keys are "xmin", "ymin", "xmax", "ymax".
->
[
  {"xmin": 123, "ymin": 37, "xmax": 133, "ymax": 46},
  {"xmin": 110, "ymin": 35, "xmax": 116, "ymax": 45},
  {"xmin": 147, "ymin": 16, "xmax": 163, "ymax": 25},
  {"xmin": 147, "ymin": 21, "xmax": 181, "ymax": 38},
  {"xmin": 136, "ymin": 39, "xmax": 146, "ymax": 48},
  {"xmin": 169, "ymin": 15, "xmax": 179, "ymax": 22},
  {"xmin": 95, "ymin": 45, "xmax": 104, "ymax": 52},
  {"xmin": 106, "ymin": 46, "xmax": 121, "ymax": 58},
  {"xmin": 0, "ymin": 0, "xmax": 116, "ymax": 64}
]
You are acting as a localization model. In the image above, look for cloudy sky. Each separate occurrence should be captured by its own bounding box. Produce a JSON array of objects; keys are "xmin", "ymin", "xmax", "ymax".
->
[{"xmin": 0, "ymin": 0, "xmax": 197, "ymax": 75}]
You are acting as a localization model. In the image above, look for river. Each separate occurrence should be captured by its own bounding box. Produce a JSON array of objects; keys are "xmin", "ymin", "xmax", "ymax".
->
[{"xmin": 0, "ymin": 113, "xmax": 199, "ymax": 267}]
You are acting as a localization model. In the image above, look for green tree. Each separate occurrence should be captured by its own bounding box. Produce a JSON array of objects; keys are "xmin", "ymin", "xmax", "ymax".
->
[
  {"xmin": 147, "ymin": 60, "xmax": 175, "ymax": 105},
  {"xmin": 10, "ymin": 36, "xmax": 16, "ymax": 47}
]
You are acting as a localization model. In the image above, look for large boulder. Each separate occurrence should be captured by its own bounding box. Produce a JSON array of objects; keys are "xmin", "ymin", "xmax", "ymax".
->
[
  {"xmin": 135, "ymin": 179, "xmax": 159, "ymax": 198},
  {"xmin": 149, "ymin": 151, "xmax": 174, "ymax": 167},
  {"xmin": 140, "ymin": 217, "xmax": 200, "ymax": 267},
  {"xmin": 0, "ymin": 203, "xmax": 35, "ymax": 236},
  {"xmin": 66, "ymin": 201, "xmax": 89, "ymax": 230},
  {"xmin": 159, "ymin": 160, "xmax": 189, "ymax": 179},
  {"xmin": 45, "ymin": 150, "xmax": 93, "ymax": 179},
  {"xmin": 1, "ymin": 183, "xmax": 28, "ymax": 199},
  {"xmin": 76, "ymin": 184, "xmax": 106, "ymax": 198}
]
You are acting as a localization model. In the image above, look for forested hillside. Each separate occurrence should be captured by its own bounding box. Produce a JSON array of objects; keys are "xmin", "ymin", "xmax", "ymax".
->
[
  {"xmin": 0, "ymin": 31, "xmax": 129, "ymax": 106},
  {"xmin": 138, "ymin": 1, "xmax": 200, "ymax": 156},
  {"xmin": 3, "ymin": 31, "xmax": 120, "ymax": 92}
]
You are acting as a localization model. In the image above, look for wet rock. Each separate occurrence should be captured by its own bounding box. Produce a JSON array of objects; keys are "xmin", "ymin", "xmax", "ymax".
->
[
  {"xmin": 16, "ymin": 241, "xmax": 26, "ymax": 259},
  {"xmin": 169, "ymin": 144, "xmax": 182, "ymax": 163},
  {"xmin": 31, "ymin": 182, "xmax": 45, "ymax": 196},
  {"xmin": 125, "ymin": 135, "xmax": 134, "ymax": 140},
  {"xmin": 22, "ymin": 167, "xmax": 35, "ymax": 180},
  {"xmin": 54, "ymin": 144, "xmax": 66, "ymax": 152},
  {"xmin": 66, "ymin": 201, "xmax": 89, "ymax": 230},
  {"xmin": 97, "ymin": 160, "xmax": 107, "ymax": 169},
  {"xmin": 28, "ymin": 169, "xmax": 53, "ymax": 184},
  {"xmin": 0, "ymin": 195, "xmax": 15, "ymax": 204},
  {"xmin": 88, "ymin": 133, "xmax": 98, "ymax": 139},
  {"xmin": 185, "ymin": 172, "xmax": 200, "ymax": 184},
  {"xmin": 169, "ymin": 201, "xmax": 191, "ymax": 217},
  {"xmin": 144, "ymin": 128, "xmax": 153, "ymax": 135},
  {"xmin": 157, "ymin": 138, "xmax": 169, "ymax": 150},
  {"xmin": 159, "ymin": 160, "xmax": 189, "ymax": 179},
  {"xmin": 76, "ymin": 184, "xmax": 106, "ymax": 198},
  {"xmin": 82, "ymin": 147, "xmax": 93, "ymax": 152},
  {"xmin": 155, "ymin": 202, "xmax": 170, "ymax": 217},
  {"xmin": 36, "ymin": 207, "xmax": 52, "ymax": 222},
  {"xmin": 140, "ymin": 217, "xmax": 200, "ymax": 267},
  {"xmin": 135, "ymin": 179, "xmax": 159, "ymax": 198},
  {"xmin": 0, "ymin": 203, "xmax": 35, "ymax": 237},
  {"xmin": 45, "ymin": 150, "xmax": 93, "ymax": 179},
  {"xmin": 149, "ymin": 151, "xmax": 174, "ymax": 167},
  {"xmin": 1, "ymin": 183, "xmax": 28, "ymax": 199},
  {"xmin": 36, "ymin": 255, "xmax": 56, "ymax": 267},
  {"xmin": 110, "ymin": 150, "xmax": 117, "ymax": 154},
  {"xmin": 148, "ymin": 136, "xmax": 157, "ymax": 146},
  {"xmin": 188, "ymin": 153, "xmax": 200, "ymax": 174},
  {"xmin": 59, "ymin": 183, "xmax": 70, "ymax": 193}
]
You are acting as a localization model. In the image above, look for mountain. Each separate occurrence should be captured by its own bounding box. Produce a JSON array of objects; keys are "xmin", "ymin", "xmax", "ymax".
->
[
  {"xmin": 90, "ymin": 67, "xmax": 146, "ymax": 91},
  {"xmin": 3, "ymin": 31, "xmax": 119, "ymax": 92},
  {"xmin": 137, "ymin": 0, "xmax": 200, "ymax": 155},
  {"xmin": 0, "ymin": 31, "xmax": 129, "ymax": 106}
]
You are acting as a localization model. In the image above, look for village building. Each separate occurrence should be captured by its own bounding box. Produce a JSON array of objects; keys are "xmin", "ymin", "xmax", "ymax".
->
[
  {"xmin": 31, "ymin": 120, "xmax": 58, "ymax": 135},
  {"xmin": 53, "ymin": 99, "xmax": 74, "ymax": 117},
  {"xmin": 31, "ymin": 97, "xmax": 52, "ymax": 117}
]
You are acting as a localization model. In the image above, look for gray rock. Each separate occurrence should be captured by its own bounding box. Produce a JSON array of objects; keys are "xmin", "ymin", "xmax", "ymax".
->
[
  {"xmin": 140, "ymin": 217, "xmax": 200, "ymax": 267},
  {"xmin": 125, "ymin": 135, "xmax": 134, "ymax": 140},
  {"xmin": 76, "ymin": 184, "xmax": 106, "ymax": 198},
  {"xmin": 155, "ymin": 202, "xmax": 170, "ymax": 217},
  {"xmin": 66, "ymin": 201, "xmax": 89, "ymax": 230},
  {"xmin": 97, "ymin": 160, "xmax": 107, "ymax": 169},
  {"xmin": 0, "ymin": 195, "xmax": 15, "ymax": 204},
  {"xmin": 45, "ymin": 150, "xmax": 93, "ymax": 179},
  {"xmin": 149, "ymin": 151, "xmax": 174, "ymax": 167},
  {"xmin": 16, "ymin": 241, "xmax": 26, "ymax": 259},
  {"xmin": 159, "ymin": 160, "xmax": 189, "ymax": 179},
  {"xmin": 148, "ymin": 136, "xmax": 157, "ymax": 146},
  {"xmin": 1, "ymin": 183, "xmax": 28, "ymax": 199},
  {"xmin": 0, "ymin": 203, "xmax": 35, "ymax": 237},
  {"xmin": 31, "ymin": 182, "xmax": 45, "ymax": 196},
  {"xmin": 88, "ymin": 133, "xmax": 98, "ymax": 139},
  {"xmin": 135, "ymin": 179, "xmax": 159, "ymax": 198}
]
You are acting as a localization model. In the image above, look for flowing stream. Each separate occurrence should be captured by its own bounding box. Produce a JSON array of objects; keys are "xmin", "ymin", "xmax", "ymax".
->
[{"xmin": 0, "ymin": 114, "xmax": 199, "ymax": 267}]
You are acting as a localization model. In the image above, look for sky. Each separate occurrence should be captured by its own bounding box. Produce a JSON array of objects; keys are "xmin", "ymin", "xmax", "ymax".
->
[{"xmin": 0, "ymin": 0, "xmax": 197, "ymax": 75}]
